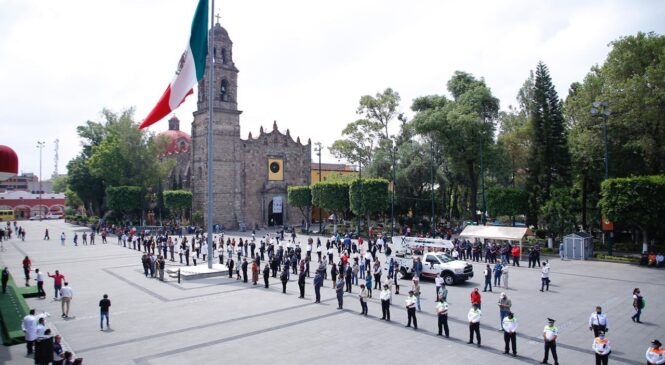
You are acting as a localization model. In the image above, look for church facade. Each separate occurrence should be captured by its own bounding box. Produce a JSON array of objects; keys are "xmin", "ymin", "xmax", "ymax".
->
[{"xmin": 161, "ymin": 21, "xmax": 311, "ymax": 230}]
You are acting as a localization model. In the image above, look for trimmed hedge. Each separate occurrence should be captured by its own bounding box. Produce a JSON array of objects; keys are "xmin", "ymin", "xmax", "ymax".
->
[{"xmin": 0, "ymin": 273, "xmax": 30, "ymax": 345}]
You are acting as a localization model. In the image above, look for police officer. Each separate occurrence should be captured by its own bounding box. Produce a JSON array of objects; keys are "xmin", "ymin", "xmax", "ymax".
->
[
  {"xmin": 592, "ymin": 331, "xmax": 611, "ymax": 365},
  {"xmin": 647, "ymin": 339, "xmax": 665, "ymax": 365},
  {"xmin": 502, "ymin": 312, "xmax": 518, "ymax": 357},
  {"xmin": 467, "ymin": 303, "xmax": 482, "ymax": 347},
  {"xmin": 589, "ymin": 306, "xmax": 609, "ymax": 337},
  {"xmin": 405, "ymin": 290, "xmax": 418, "ymax": 330},
  {"xmin": 380, "ymin": 284, "xmax": 391, "ymax": 321},
  {"xmin": 436, "ymin": 298, "xmax": 449, "ymax": 337},
  {"xmin": 542, "ymin": 318, "xmax": 559, "ymax": 365}
]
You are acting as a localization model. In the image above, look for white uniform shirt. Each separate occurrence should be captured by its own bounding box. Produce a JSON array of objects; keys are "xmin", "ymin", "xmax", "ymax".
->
[
  {"xmin": 380, "ymin": 289, "xmax": 391, "ymax": 301},
  {"xmin": 541, "ymin": 265, "xmax": 550, "ymax": 278},
  {"xmin": 502, "ymin": 316, "xmax": 518, "ymax": 333},
  {"xmin": 22, "ymin": 314, "xmax": 37, "ymax": 341},
  {"xmin": 593, "ymin": 338, "xmax": 611, "ymax": 356},
  {"xmin": 60, "ymin": 286, "xmax": 73, "ymax": 299},
  {"xmin": 543, "ymin": 325, "xmax": 558, "ymax": 341},
  {"xmin": 436, "ymin": 301, "xmax": 448, "ymax": 315},
  {"xmin": 405, "ymin": 295, "xmax": 417, "ymax": 309},
  {"xmin": 36, "ymin": 272, "xmax": 44, "ymax": 282},
  {"xmin": 646, "ymin": 347, "xmax": 665, "ymax": 364},
  {"xmin": 467, "ymin": 308, "xmax": 482, "ymax": 323},
  {"xmin": 588, "ymin": 312, "xmax": 609, "ymax": 329},
  {"xmin": 435, "ymin": 276, "xmax": 444, "ymax": 288}
]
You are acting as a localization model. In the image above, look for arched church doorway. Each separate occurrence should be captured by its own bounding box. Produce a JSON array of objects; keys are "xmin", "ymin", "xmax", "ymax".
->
[{"xmin": 268, "ymin": 198, "xmax": 283, "ymax": 226}]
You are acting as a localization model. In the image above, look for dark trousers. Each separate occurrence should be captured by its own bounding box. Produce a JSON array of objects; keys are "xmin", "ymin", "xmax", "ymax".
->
[
  {"xmin": 26, "ymin": 340, "xmax": 34, "ymax": 355},
  {"xmin": 543, "ymin": 341, "xmax": 558, "ymax": 364},
  {"xmin": 504, "ymin": 331, "xmax": 516, "ymax": 354},
  {"xmin": 483, "ymin": 279, "xmax": 492, "ymax": 291},
  {"xmin": 360, "ymin": 299, "xmax": 368, "ymax": 314},
  {"xmin": 407, "ymin": 307, "xmax": 417, "ymax": 328},
  {"xmin": 438, "ymin": 314, "xmax": 449, "ymax": 336},
  {"xmin": 281, "ymin": 281, "xmax": 287, "ymax": 293},
  {"xmin": 298, "ymin": 283, "xmax": 305, "ymax": 298},
  {"xmin": 1, "ymin": 280, "xmax": 7, "ymax": 293},
  {"xmin": 632, "ymin": 307, "xmax": 642, "ymax": 322},
  {"xmin": 381, "ymin": 299, "xmax": 390, "ymax": 320},
  {"xmin": 314, "ymin": 286, "xmax": 321, "ymax": 302},
  {"xmin": 374, "ymin": 274, "xmax": 380, "ymax": 289},
  {"xmin": 337, "ymin": 292, "xmax": 344, "ymax": 308},
  {"xmin": 469, "ymin": 322, "xmax": 481, "ymax": 344},
  {"xmin": 242, "ymin": 270, "xmax": 248, "ymax": 283},
  {"xmin": 37, "ymin": 281, "xmax": 45, "ymax": 297},
  {"xmin": 541, "ymin": 277, "xmax": 550, "ymax": 291},
  {"xmin": 512, "ymin": 256, "xmax": 519, "ymax": 266},
  {"xmin": 264, "ymin": 275, "xmax": 269, "ymax": 288},
  {"xmin": 592, "ymin": 325, "xmax": 606, "ymax": 337},
  {"xmin": 595, "ymin": 353, "xmax": 608, "ymax": 365},
  {"xmin": 346, "ymin": 279, "xmax": 352, "ymax": 292}
]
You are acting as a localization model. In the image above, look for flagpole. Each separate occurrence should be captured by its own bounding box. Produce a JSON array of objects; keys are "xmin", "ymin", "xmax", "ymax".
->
[{"xmin": 206, "ymin": 0, "xmax": 215, "ymax": 269}]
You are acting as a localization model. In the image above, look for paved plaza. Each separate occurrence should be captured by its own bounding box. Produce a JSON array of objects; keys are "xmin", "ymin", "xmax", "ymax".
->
[{"xmin": 1, "ymin": 220, "xmax": 663, "ymax": 364}]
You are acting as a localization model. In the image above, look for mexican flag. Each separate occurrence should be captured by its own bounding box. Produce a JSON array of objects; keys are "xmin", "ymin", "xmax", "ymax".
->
[{"xmin": 140, "ymin": 0, "xmax": 209, "ymax": 129}]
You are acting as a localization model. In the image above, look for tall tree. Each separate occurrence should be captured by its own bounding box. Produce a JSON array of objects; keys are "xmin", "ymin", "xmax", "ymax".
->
[
  {"xmin": 525, "ymin": 62, "xmax": 571, "ymax": 226},
  {"xmin": 329, "ymin": 119, "xmax": 382, "ymax": 173},
  {"xmin": 356, "ymin": 88, "xmax": 401, "ymax": 139}
]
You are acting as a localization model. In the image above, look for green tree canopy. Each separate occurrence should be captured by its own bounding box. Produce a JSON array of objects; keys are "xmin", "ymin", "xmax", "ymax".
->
[
  {"xmin": 312, "ymin": 181, "xmax": 349, "ymax": 232},
  {"xmin": 106, "ymin": 186, "xmax": 142, "ymax": 213},
  {"xmin": 487, "ymin": 187, "xmax": 528, "ymax": 218},
  {"xmin": 288, "ymin": 185, "xmax": 312, "ymax": 229},
  {"xmin": 163, "ymin": 190, "xmax": 192, "ymax": 210}
]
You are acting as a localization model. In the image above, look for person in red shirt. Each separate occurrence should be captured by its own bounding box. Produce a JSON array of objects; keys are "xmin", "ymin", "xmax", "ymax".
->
[
  {"xmin": 471, "ymin": 288, "xmax": 482, "ymax": 309},
  {"xmin": 47, "ymin": 270, "xmax": 65, "ymax": 300},
  {"xmin": 511, "ymin": 246, "xmax": 521, "ymax": 267},
  {"xmin": 22, "ymin": 256, "xmax": 31, "ymax": 287}
]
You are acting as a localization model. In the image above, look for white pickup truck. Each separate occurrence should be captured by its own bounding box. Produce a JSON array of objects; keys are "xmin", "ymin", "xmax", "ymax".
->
[{"xmin": 391, "ymin": 236, "xmax": 474, "ymax": 285}]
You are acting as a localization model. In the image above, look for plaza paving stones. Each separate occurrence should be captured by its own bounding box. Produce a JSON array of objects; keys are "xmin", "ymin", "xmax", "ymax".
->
[{"xmin": 1, "ymin": 220, "xmax": 663, "ymax": 364}]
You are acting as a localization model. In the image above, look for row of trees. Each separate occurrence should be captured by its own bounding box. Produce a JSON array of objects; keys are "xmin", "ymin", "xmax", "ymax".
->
[
  {"xmin": 288, "ymin": 179, "xmax": 389, "ymax": 233},
  {"xmin": 329, "ymin": 32, "xmax": 665, "ymax": 247}
]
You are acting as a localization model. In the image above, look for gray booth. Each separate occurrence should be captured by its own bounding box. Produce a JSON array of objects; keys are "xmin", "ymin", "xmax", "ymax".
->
[{"xmin": 562, "ymin": 232, "xmax": 593, "ymax": 260}]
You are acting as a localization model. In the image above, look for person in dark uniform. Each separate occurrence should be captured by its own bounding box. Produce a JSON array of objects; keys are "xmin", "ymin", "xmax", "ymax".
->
[
  {"xmin": 227, "ymin": 257, "xmax": 234, "ymax": 279},
  {"xmin": 280, "ymin": 267, "xmax": 289, "ymax": 293},
  {"xmin": 313, "ymin": 271, "xmax": 323, "ymax": 303},
  {"xmin": 542, "ymin": 318, "xmax": 559, "ymax": 365},
  {"xmin": 241, "ymin": 258, "xmax": 248, "ymax": 283},
  {"xmin": 263, "ymin": 264, "xmax": 270, "ymax": 288},
  {"xmin": 298, "ymin": 270, "xmax": 306, "ymax": 298}
]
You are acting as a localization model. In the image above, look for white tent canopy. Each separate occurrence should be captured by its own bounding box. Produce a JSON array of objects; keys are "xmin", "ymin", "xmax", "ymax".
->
[{"xmin": 459, "ymin": 225, "xmax": 531, "ymax": 241}]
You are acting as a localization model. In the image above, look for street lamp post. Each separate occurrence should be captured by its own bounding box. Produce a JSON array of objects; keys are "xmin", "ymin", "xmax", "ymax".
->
[
  {"xmin": 591, "ymin": 101, "xmax": 612, "ymax": 255},
  {"xmin": 390, "ymin": 143, "xmax": 396, "ymax": 240},
  {"xmin": 479, "ymin": 134, "xmax": 487, "ymax": 225},
  {"xmin": 430, "ymin": 138, "xmax": 435, "ymax": 237},
  {"xmin": 315, "ymin": 142, "xmax": 323, "ymax": 234},
  {"xmin": 37, "ymin": 141, "xmax": 45, "ymax": 220}
]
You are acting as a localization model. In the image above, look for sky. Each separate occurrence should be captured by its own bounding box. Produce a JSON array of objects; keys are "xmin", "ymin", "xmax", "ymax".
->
[{"xmin": 1, "ymin": 0, "xmax": 664, "ymax": 180}]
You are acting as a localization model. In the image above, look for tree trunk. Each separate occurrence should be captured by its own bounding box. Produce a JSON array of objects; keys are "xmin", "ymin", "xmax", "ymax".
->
[
  {"xmin": 640, "ymin": 226, "xmax": 649, "ymax": 253},
  {"xmin": 581, "ymin": 173, "xmax": 588, "ymax": 230},
  {"xmin": 467, "ymin": 161, "xmax": 478, "ymax": 222}
]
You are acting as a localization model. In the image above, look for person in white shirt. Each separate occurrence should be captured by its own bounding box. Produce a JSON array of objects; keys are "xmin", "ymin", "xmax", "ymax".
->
[
  {"xmin": 592, "ymin": 331, "xmax": 611, "ymax": 365},
  {"xmin": 436, "ymin": 299, "xmax": 449, "ymax": 337},
  {"xmin": 646, "ymin": 339, "xmax": 665, "ymax": 365},
  {"xmin": 588, "ymin": 306, "xmax": 610, "ymax": 337},
  {"xmin": 22, "ymin": 309, "xmax": 37, "ymax": 355},
  {"xmin": 35, "ymin": 269, "xmax": 46, "ymax": 298},
  {"xmin": 435, "ymin": 273, "xmax": 444, "ymax": 299},
  {"xmin": 540, "ymin": 261, "xmax": 550, "ymax": 292},
  {"xmin": 502, "ymin": 312, "xmax": 518, "ymax": 357},
  {"xmin": 35, "ymin": 317, "xmax": 46, "ymax": 338},
  {"xmin": 542, "ymin": 317, "xmax": 559, "ymax": 365},
  {"xmin": 380, "ymin": 284, "xmax": 391, "ymax": 321},
  {"xmin": 467, "ymin": 304, "xmax": 482, "ymax": 347},
  {"xmin": 60, "ymin": 282, "xmax": 73, "ymax": 318},
  {"xmin": 405, "ymin": 290, "xmax": 418, "ymax": 329}
]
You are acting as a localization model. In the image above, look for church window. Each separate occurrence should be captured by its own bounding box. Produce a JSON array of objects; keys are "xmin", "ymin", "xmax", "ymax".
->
[
  {"xmin": 220, "ymin": 79, "xmax": 228, "ymax": 101},
  {"xmin": 198, "ymin": 166, "xmax": 202, "ymax": 179},
  {"xmin": 221, "ymin": 48, "xmax": 227, "ymax": 64}
]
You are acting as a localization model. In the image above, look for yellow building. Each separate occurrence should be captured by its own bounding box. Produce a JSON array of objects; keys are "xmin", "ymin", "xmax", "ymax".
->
[{"xmin": 310, "ymin": 162, "xmax": 358, "ymax": 221}]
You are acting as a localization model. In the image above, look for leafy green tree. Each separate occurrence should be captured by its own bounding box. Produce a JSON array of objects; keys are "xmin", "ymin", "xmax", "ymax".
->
[
  {"xmin": 412, "ymin": 71, "xmax": 499, "ymax": 222},
  {"xmin": 329, "ymin": 119, "xmax": 382, "ymax": 173},
  {"xmin": 67, "ymin": 155, "xmax": 105, "ymax": 215},
  {"xmin": 312, "ymin": 181, "xmax": 349, "ymax": 233},
  {"xmin": 106, "ymin": 186, "xmax": 142, "ymax": 215},
  {"xmin": 487, "ymin": 187, "xmax": 528, "ymax": 225},
  {"xmin": 349, "ymin": 178, "xmax": 389, "ymax": 229},
  {"xmin": 357, "ymin": 88, "xmax": 401, "ymax": 139},
  {"xmin": 51, "ymin": 175, "xmax": 68, "ymax": 194},
  {"xmin": 526, "ymin": 62, "xmax": 571, "ymax": 226},
  {"xmin": 539, "ymin": 187, "xmax": 578, "ymax": 239},
  {"xmin": 599, "ymin": 175, "xmax": 665, "ymax": 252},
  {"xmin": 287, "ymin": 186, "xmax": 312, "ymax": 231},
  {"xmin": 163, "ymin": 190, "xmax": 192, "ymax": 222}
]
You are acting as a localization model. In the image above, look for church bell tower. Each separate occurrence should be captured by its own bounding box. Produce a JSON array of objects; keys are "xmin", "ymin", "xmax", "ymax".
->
[{"xmin": 191, "ymin": 19, "xmax": 244, "ymax": 229}]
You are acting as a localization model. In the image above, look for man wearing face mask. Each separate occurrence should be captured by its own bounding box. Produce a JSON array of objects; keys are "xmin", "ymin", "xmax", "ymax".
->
[
  {"xmin": 588, "ymin": 306, "xmax": 609, "ymax": 337},
  {"xmin": 592, "ymin": 331, "xmax": 611, "ymax": 365},
  {"xmin": 646, "ymin": 339, "xmax": 665, "ymax": 365}
]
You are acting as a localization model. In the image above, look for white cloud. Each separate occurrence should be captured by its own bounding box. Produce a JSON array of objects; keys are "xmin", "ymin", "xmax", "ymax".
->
[{"xmin": 1, "ymin": 0, "xmax": 663, "ymax": 178}]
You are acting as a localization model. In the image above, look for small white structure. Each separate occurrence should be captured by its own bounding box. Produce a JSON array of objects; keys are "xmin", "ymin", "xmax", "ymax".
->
[{"xmin": 562, "ymin": 232, "xmax": 594, "ymax": 260}]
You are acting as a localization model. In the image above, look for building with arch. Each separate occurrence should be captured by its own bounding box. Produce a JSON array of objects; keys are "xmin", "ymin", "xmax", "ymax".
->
[{"xmin": 0, "ymin": 190, "xmax": 65, "ymax": 219}]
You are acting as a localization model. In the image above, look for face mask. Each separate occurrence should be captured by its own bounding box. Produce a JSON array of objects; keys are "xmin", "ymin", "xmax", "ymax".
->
[
  {"xmin": 599, "ymin": 335, "xmax": 605, "ymax": 339},
  {"xmin": 596, "ymin": 311, "xmax": 601, "ymax": 314}
]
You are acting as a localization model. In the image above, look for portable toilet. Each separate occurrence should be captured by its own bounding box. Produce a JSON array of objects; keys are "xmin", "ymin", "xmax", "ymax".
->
[{"xmin": 562, "ymin": 232, "xmax": 593, "ymax": 260}]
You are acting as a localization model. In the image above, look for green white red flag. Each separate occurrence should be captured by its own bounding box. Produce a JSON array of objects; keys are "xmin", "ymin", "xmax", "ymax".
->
[{"xmin": 140, "ymin": 0, "xmax": 208, "ymax": 129}]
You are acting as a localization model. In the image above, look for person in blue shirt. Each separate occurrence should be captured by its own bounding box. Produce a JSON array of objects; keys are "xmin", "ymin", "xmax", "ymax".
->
[{"xmin": 494, "ymin": 262, "xmax": 503, "ymax": 287}]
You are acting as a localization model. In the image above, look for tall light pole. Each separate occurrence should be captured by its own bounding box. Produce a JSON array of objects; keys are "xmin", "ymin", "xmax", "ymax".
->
[
  {"xmin": 37, "ymin": 141, "xmax": 45, "ymax": 219},
  {"xmin": 430, "ymin": 137, "xmax": 435, "ymax": 237},
  {"xmin": 591, "ymin": 101, "xmax": 612, "ymax": 255},
  {"xmin": 315, "ymin": 142, "xmax": 322, "ymax": 234},
  {"xmin": 479, "ymin": 134, "xmax": 487, "ymax": 225},
  {"xmin": 390, "ymin": 142, "xmax": 397, "ymax": 239}
]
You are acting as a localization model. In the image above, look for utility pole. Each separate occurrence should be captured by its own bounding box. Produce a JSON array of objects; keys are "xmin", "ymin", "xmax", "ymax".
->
[
  {"xmin": 430, "ymin": 138, "xmax": 435, "ymax": 237},
  {"xmin": 315, "ymin": 142, "xmax": 322, "ymax": 234},
  {"xmin": 591, "ymin": 101, "xmax": 612, "ymax": 255},
  {"xmin": 480, "ymin": 134, "xmax": 487, "ymax": 225},
  {"xmin": 37, "ymin": 141, "xmax": 45, "ymax": 219},
  {"xmin": 390, "ymin": 143, "xmax": 396, "ymax": 240}
]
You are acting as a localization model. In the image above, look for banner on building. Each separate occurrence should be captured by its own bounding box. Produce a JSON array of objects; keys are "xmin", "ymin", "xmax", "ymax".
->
[{"xmin": 272, "ymin": 196, "xmax": 283, "ymax": 213}]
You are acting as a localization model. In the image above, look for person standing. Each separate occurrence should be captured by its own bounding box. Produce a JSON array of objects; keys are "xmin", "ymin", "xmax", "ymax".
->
[
  {"xmin": 493, "ymin": 262, "xmax": 503, "ymax": 287},
  {"xmin": 241, "ymin": 258, "xmax": 248, "ymax": 283},
  {"xmin": 345, "ymin": 264, "xmax": 353, "ymax": 293},
  {"xmin": 280, "ymin": 267, "xmax": 289, "ymax": 293},
  {"xmin": 632, "ymin": 288, "xmax": 644, "ymax": 323},
  {"xmin": 60, "ymin": 232, "xmax": 65, "ymax": 246},
  {"xmin": 158, "ymin": 256, "xmax": 166, "ymax": 281},
  {"xmin": 540, "ymin": 261, "xmax": 550, "ymax": 292},
  {"xmin": 252, "ymin": 261, "xmax": 259, "ymax": 285},
  {"xmin": 1, "ymin": 267, "xmax": 9, "ymax": 294},
  {"xmin": 373, "ymin": 261, "xmax": 382, "ymax": 290},
  {"xmin": 262, "ymin": 263, "xmax": 270, "ymax": 288},
  {"xmin": 483, "ymin": 264, "xmax": 492, "ymax": 292},
  {"xmin": 313, "ymin": 271, "xmax": 323, "ymax": 303},
  {"xmin": 435, "ymin": 272, "xmax": 444, "ymax": 298},
  {"xmin": 471, "ymin": 288, "xmax": 481, "ymax": 309},
  {"xmin": 22, "ymin": 309, "xmax": 37, "ymax": 355},
  {"xmin": 44, "ymin": 229, "xmax": 50, "ymax": 240},
  {"xmin": 502, "ymin": 264, "xmax": 509, "ymax": 289},
  {"xmin": 646, "ymin": 339, "xmax": 665, "ymax": 365},
  {"xmin": 22, "ymin": 256, "xmax": 31, "ymax": 287},
  {"xmin": 411, "ymin": 277, "xmax": 421, "ymax": 311},
  {"xmin": 359, "ymin": 283, "xmax": 368, "ymax": 315},
  {"xmin": 542, "ymin": 318, "xmax": 560, "ymax": 365},
  {"xmin": 227, "ymin": 257, "xmax": 234, "ymax": 279},
  {"xmin": 335, "ymin": 276, "xmax": 345, "ymax": 309},
  {"xmin": 405, "ymin": 290, "xmax": 418, "ymax": 329},
  {"xmin": 297, "ymin": 269, "xmax": 306, "ymax": 298},
  {"xmin": 588, "ymin": 306, "xmax": 609, "ymax": 337},
  {"xmin": 53, "ymin": 335, "xmax": 64, "ymax": 365},
  {"xmin": 99, "ymin": 294, "xmax": 111, "ymax": 331},
  {"xmin": 498, "ymin": 292, "xmax": 512, "ymax": 330},
  {"xmin": 35, "ymin": 269, "xmax": 46, "ymax": 298},
  {"xmin": 467, "ymin": 304, "xmax": 482, "ymax": 347},
  {"xmin": 60, "ymin": 282, "xmax": 73, "ymax": 318},
  {"xmin": 47, "ymin": 270, "xmax": 65, "ymax": 300},
  {"xmin": 502, "ymin": 312, "xmax": 518, "ymax": 357},
  {"xmin": 436, "ymin": 298, "xmax": 449, "ymax": 337},
  {"xmin": 380, "ymin": 284, "xmax": 391, "ymax": 321},
  {"xmin": 592, "ymin": 331, "xmax": 611, "ymax": 365}
]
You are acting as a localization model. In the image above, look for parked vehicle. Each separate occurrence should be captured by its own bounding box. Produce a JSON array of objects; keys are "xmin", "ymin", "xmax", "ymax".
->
[{"xmin": 391, "ymin": 236, "xmax": 474, "ymax": 285}]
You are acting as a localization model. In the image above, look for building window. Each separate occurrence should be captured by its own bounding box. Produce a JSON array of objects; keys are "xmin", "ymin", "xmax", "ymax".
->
[
  {"xmin": 221, "ymin": 48, "xmax": 227, "ymax": 64},
  {"xmin": 220, "ymin": 79, "xmax": 228, "ymax": 101}
]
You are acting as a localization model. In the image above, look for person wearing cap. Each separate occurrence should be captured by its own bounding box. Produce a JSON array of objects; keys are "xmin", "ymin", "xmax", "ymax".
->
[
  {"xmin": 359, "ymin": 283, "xmax": 368, "ymax": 315},
  {"xmin": 411, "ymin": 277, "xmax": 421, "ymax": 312},
  {"xmin": 542, "ymin": 318, "xmax": 559, "ymax": 365},
  {"xmin": 502, "ymin": 312, "xmax": 518, "ymax": 357},
  {"xmin": 647, "ymin": 340, "xmax": 665, "ymax": 365},
  {"xmin": 380, "ymin": 284, "xmax": 391, "ymax": 321},
  {"xmin": 405, "ymin": 290, "xmax": 418, "ymax": 329},
  {"xmin": 592, "ymin": 331, "xmax": 611, "ymax": 365},
  {"xmin": 467, "ymin": 303, "xmax": 482, "ymax": 347},
  {"xmin": 436, "ymin": 297, "xmax": 449, "ymax": 337},
  {"xmin": 498, "ymin": 292, "xmax": 512, "ymax": 330},
  {"xmin": 588, "ymin": 306, "xmax": 609, "ymax": 337}
]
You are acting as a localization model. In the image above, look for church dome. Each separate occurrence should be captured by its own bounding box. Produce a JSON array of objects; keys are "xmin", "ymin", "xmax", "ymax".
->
[{"xmin": 157, "ymin": 116, "xmax": 190, "ymax": 155}]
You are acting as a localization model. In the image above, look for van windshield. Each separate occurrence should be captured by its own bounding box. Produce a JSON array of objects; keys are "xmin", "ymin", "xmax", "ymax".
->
[{"xmin": 436, "ymin": 254, "xmax": 453, "ymax": 263}]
